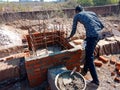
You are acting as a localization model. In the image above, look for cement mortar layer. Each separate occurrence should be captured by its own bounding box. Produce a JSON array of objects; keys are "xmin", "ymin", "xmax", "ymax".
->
[
  {"xmin": 25, "ymin": 43, "xmax": 83, "ymax": 62},
  {"xmin": 26, "ymin": 35, "xmax": 120, "ymax": 61}
]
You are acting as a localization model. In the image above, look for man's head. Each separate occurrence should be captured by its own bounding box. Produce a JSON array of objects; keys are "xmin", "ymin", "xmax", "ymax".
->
[{"xmin": 75, "ymin": 5, "xmax": 84, "ymax": 13}]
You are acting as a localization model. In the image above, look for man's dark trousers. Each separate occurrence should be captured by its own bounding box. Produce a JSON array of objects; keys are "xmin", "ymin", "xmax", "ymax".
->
[{"xmin": 83, "ymin": 36, "xmax": 99, "ymax": 84}]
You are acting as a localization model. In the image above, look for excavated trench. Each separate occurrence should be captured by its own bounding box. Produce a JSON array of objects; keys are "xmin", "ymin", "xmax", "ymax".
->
[
  {"xmin": 0, "ymin": 25, "xmax": 24, "ymax": 58},
  {"xmin": 0, "ymin": 26, "xmax": 22, "ymax": 48}
]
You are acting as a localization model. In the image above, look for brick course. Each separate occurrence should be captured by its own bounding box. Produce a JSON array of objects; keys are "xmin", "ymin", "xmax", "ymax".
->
[{"xmin": 25, "ymin": 49, "xmax": 82, "ymax": 87}]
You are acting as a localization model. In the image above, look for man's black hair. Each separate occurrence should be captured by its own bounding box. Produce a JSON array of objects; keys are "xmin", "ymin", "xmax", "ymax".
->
[{"xmin": 75, "ymin": 5, "xmax": 83, "ymax": 12}]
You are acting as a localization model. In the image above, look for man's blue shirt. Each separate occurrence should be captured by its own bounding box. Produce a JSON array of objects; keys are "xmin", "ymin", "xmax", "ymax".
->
[{"xmin": 71, "ymin": 11, "xmax": 104, "ymax": 38}]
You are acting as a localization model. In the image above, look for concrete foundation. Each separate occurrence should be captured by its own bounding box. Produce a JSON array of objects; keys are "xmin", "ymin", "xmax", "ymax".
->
[{"xmin": 25, "ymin": 31, "xmax": 82, "ymax": 87}]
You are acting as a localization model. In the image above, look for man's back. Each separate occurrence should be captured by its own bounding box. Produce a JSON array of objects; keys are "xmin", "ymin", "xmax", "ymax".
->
[{"xmin": 73, "ymin": 11, "xmax": 104, "ymax": 37}]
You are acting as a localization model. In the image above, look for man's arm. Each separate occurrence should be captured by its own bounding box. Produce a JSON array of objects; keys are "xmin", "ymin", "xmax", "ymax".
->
[{"xmin": 68, "ymin": 15, "xmax": 78, "ymax": 39}]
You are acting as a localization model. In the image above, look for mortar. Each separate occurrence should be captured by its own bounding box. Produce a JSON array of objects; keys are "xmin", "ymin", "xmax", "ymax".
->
[{"xmin": 55, "ymin": 70, "xmax": 86, "ymax": 90}]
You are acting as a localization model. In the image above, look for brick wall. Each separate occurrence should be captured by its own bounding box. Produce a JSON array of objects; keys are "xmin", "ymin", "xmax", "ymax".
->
[
  {"xmin": 0, "ymin": 57, "xmax": 26, "ymax": 84},
  {"xmin": 25, "ymin": 49, "xmax": 82, "ymax": 87},
  {"xmin": 26, "ymin": 31, "xmax": 73, "ymax": 50}
]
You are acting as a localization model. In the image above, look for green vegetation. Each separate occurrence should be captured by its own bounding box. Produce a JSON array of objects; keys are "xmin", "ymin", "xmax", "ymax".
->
[
  {"xmin": 0, "ymin": 0, "xmax": 119, "ymax": 12},
  {"xmin": 93, "ymin": 0, "xmax": 119, "ymax": 6},
  {"xmin": 77, "ymin": 0, "xmax": 94, "ymax": 6},
  {"xmin": 77, "ymin": 0, "xmax": 119, "ymax": 6}
]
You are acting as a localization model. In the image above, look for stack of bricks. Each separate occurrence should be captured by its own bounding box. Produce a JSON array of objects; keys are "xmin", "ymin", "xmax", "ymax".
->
[
  {"xmin": 25, "ymin": 49, "xmax": 82, "ymax": 87},
  {"xmin": 93, "ymin": 56, "xmax": 120, "ymax": 83},
  {"xmin": 93, "ymin": 55, "xmax": 109, "ymax": 68}
]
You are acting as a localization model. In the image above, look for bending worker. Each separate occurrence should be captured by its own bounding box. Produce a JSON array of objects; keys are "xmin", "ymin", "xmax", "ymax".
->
[{"xmin": 68, "ymin": 5, "xmax": 104, "ymax": 86}]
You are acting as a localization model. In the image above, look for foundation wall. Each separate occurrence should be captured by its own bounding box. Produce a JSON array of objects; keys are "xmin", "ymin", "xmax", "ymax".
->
[
  {"xmin": 26, "ymin": 31, "xmax": 73, "ymax": 50},
  {"xmin": 25, "ymin": 49, "xmax": 82, "ymax": 87},
  {"xmin": 0, "ymin": 57, "xmax": 26, "ymax": 86}
]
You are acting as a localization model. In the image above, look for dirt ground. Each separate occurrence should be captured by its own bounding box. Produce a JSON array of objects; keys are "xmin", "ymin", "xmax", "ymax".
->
[
  {"xmin": 0, "ymin": 16, "xmax": 119, "ymax": 50},
  {"xmin": 0, "ymin": 54, "xmax": 119, "ymax": 90},
  {"xmin": 0, "ymin": 16, "xmax": 120, "ymax": 90}
]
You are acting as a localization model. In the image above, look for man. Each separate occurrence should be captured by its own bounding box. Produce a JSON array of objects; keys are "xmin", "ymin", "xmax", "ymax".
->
[{"xmin": 68, "ymin": 5, "xmax": 104, "ymax": 86}]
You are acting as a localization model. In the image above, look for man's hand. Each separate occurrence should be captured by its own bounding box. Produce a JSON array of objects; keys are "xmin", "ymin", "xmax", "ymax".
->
[{"xmin": 66, "ymin": 37, "xmax": 71, "ymax": 42}]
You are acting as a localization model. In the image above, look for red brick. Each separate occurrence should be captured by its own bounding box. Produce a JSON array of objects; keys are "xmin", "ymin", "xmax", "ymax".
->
[
  {"xmin": 24, "ymin": 52, "xmax": 30, "ymax": 57},
  {"xmin": 94, "ymin": 60, "xmax": 103, "ymax": 67},
  {"xmin": 66, "ymin": 65, "xmax": 73, "ymax": 70},
  {"xmin": 114, "ymin": 77, "xmax": 120, "ymax": 83},
  {"xmin": 110, "ymin": 57, "xmax": 117, "ymax": 64},
  {"xmin": 0, "ymin": 59, "xmax": 4, "ymax": 62},
  {"xmin": 99, "ymin": 56, "xmax": 109, "ymax": 63},
  {"xmin": 34, "ymin": 64, "xmax": 41, "ymax": 68},
  {"xmin": 116, "ymin": 66, "xmax": 120, "ymax": 71},
  {"xmin": 67, "ymin": 59, "xmax": 80, "ymax": 64},
  {"xmin": 116, "ymin": 61, "xmax": 120, "ymax": 67},
  {"xmin": 41, "ymin": 64, "xmax": 54, "ymax": 70},
  {"xmin": 42, "ymin": 69, "xmax": 47, "ymax": 74},
  {"xmin": 66, "ymin": 63, "xmax": 80, "ymax": 72},
  {"xmin": 28, "ymin": 72, "xmax": 41, "ymax": 80},
  {"xmin": 25, "ymin": 61, "xmax": 36, "ymax": 67},
  {"xmin": 111, "ymin": 71, "xmax": 116, "ymax": 76},
  {"xmin": 118, "ymin": 70, "xmax": 120, "ymax": 75},
  {"xmin": 34, "ymin": 68, "xmax": 40, "ymax": 72},
  {"xmin": 66, "ymin": 60, "xmax": 79, "ymax": 66},
  {"xmin": 5, "ymin": 56, "xmax": 14, "ymax": 61}
]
